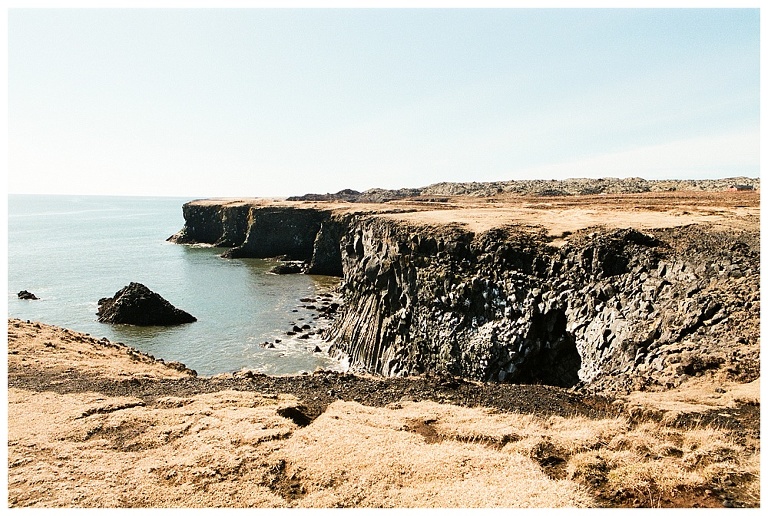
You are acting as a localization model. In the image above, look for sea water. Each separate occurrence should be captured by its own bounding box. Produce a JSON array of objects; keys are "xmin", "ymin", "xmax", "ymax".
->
[{"xmin": 7, "ymin": 194, "xmax": 344, "ymax": 376}]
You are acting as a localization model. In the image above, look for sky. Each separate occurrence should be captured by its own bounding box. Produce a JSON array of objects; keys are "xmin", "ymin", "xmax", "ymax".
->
[{"xmin": 6, "ymin": 4, "xmax": 762, "ymax": 198}]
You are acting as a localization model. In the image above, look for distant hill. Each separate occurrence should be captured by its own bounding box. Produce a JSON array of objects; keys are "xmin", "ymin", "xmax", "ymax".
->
[{"xmin": 286, "ymin": 176, "xmax": 759, "ymax": 202}]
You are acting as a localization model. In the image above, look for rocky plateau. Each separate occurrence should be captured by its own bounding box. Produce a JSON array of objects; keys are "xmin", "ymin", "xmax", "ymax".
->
[{"xmin": 167, "ymin": 178, "xmax": 760, "ymax": 397}]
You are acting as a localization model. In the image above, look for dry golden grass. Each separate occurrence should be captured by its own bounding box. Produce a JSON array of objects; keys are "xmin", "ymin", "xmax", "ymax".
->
[
  {"xmin": 360, "ymin": 400, "xmax": 760, "ymax": 508},
  {"xmin": 280, "ymin": 401, "xmax": 595, "ymax": 508},
  {"xmin": 7, "ymin": 319, "xmax": 192, "ymax": 381},
  {"xmin": 8, "ymin": 319, "xmax": 760, "ymax": 508},
  {"xmin": 621, "ymin": 377, "xmax": 760, "ymax": 422},
  {"xmin": 9, "ymin": 385, "xmax": 759, "ymax": 508},
  {"xmin": 8, "ymin": 388, "xmax": 300, "ymax": 507}
]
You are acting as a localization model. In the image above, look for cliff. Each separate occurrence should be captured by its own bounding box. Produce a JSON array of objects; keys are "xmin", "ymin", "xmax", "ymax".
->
[
  {"xmin": 168, "ymin": 190, "xmax": 759, "ymax": 395},
  {"xmin": 326, "ymin": 220, "xmax": 759, "ymax": 395},
  {"xmin": 167, "ymin": 200, "xmax": 334, "ymax": 264}
]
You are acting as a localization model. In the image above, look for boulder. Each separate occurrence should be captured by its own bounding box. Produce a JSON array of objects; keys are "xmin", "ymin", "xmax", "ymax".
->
[
  {"xmin": 97, "ymin": 283, "xmax": 196, "ymax": 326},
  {"xmin": 17, "ymin": 290, "xmax": 38, "ymax": 300},
  {"xmin": 269, "ymin": 262, "xmax": 306, "ymax": 275}
]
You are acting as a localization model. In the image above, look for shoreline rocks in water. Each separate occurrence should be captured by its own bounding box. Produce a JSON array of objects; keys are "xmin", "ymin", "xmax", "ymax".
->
[
  {"xmin": 268, "ymin": 261, "xmax": 307, "ymax": 275},
  {"xmin": 17, "ymin": 290, "xmax": 39, "ymax": 300},
  {"xmin": 97, "ymin": 282, "xmax": 197, "ymax": 326}
]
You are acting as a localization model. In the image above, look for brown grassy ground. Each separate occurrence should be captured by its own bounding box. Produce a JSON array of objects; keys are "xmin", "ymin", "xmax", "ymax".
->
[
  {"xmin": 192, "ymin": 190, "xmax": 759, "ymax": 236},
  {"xmin": 7, "ymin": 319, "xmax": 759, "ymax": 508}
]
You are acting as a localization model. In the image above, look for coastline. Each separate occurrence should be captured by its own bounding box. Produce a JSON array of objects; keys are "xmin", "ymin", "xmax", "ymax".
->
[
  {"xmin": 169, "ymin": 189, "xmax": 760, "ymax": 393},
  {"xmin": 7, "ymin": 193, "xmax": 346, "ymax": 376},
  {"xmin": 8, "ymin": 182, "xmax": 761, "ymax": 508}
]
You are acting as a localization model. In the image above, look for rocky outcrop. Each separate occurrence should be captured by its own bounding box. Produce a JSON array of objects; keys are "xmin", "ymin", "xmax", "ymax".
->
[
  {"xmin": 269, "ymin": 261, "xmax": 306, "ymax": 275},
  {"xmin": 167, "ymin": 201, "xmax": 251, "ymax": 247},
  {"xmin": 305, "ymin": 216, "xmax": 349, "ymax": 276},
  {"xmin": 285, "ymin": 177, "xmax": 760, "ymax": 203},
  {"xmin": 168, "ymin": 194, "xmax": 759, "ymax": 394},
  {"xmin": 17, "ymin": 290, "xmax": 38, "ymax": 300},
  {"xmin": 223, "ymin": 207, "xmax": 331, "ymax": 260},
  {"xmin": 168, "ymin": 202, "xmax": 337, "ymax": 264},
  {"xmin": 420, "ymin": 176, "xmax": 760, "ymax": 197},
  {"xmin": 97, "ymin": 283, "xmax": 197, "ymax": 326},
  {"xmin": 325, "ymin": 219, "xmax": 759, "ymax": 394},
  {"xmin": 287, "ymin": 188, "xmax": 423, "ymax": 203}
]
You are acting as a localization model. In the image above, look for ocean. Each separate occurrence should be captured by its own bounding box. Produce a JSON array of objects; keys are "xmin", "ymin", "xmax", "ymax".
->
[{"xmin": 7, "ymin": 194, "xmax": 344, "ymax": 376}]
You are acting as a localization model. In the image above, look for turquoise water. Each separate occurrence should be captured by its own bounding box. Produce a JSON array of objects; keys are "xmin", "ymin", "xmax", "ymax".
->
[{"xmin": 7, "ymin": 194, "xmax": 343, "ymax": 376}]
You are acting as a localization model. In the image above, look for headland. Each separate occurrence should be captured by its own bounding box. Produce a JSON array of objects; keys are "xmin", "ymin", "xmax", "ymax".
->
[{"xmin": 8, "ymin": 177, "xmax": 760, "ymax": 507}]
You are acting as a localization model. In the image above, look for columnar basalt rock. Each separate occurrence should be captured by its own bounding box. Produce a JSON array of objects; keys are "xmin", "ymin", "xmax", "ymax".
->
[
  {"xmin": 325, "ymin": 220, "xmax": 759, "ymax": 393},
  {"xmin": 222, "ymin": 207, "xmax": 331, "ymax": 260},
  {"xmin": 306, "ymin": 215, "xmax": 349, "ymax": 276},
  {"xmin": 167, "ymin": 201, "xmax": 251, "ymax": 247},
  {"xmin": 168, "ymin": 202, "xmax": 334, "ymax": 262},
  {"xmin": 168, "ymin": 196, "xmax": 759, "ymax": 394}
]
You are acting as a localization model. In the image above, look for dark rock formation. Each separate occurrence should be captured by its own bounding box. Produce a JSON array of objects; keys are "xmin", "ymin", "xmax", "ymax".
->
[
  {"xmin": 17, "ymin": 290, "xmax": 38, "ymax": 300},
  {"xmin": 167, "ymin": 192, "xmax": 759, "ymax": 394},
  {"xmin": 324, "ymin": 218, "xmax": 759, "ymax": 394},
  {"xmin": 168, "ymin": 203, "xmax": 337, "ymax": 265},
  {"xmin": 167, "ymin": 201, "xmax": 251, "ymax": 247},
  {"xmin": 286, "ymin": 189, "xmax": 363, "ymax": 202},
  {"xmin": 97, "ymin": 283, "xmax": 197, "ymax": 326},
  {"xmin": 221, "ymin": 207, "xmax": 331, "ymax": 260},
  {"xmin": 287, "ymin": 188, "xmax": 422, "ymax": 203},
  {"xmin": 269, "ymin": 262, "xmax": 307, "ymax": 275},
  {"xmin": 306, "ymin": 216, "xmax": 348, "ymax": 276}
]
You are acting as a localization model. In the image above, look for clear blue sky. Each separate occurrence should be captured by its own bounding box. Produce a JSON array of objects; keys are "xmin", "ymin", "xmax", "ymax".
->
[{"xmin": 7, "ymin": 7, "xmax": 761, "ymax": 197}]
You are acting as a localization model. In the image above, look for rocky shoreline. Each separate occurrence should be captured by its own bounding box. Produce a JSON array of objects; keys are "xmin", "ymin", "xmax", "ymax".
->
[
  {"xmin": 8, "ymin": 180, "xmax": 761, "ymax": 508},
  {"xmin": 168, "ymin": 187, "xmax": 759, "ymax": 398}
]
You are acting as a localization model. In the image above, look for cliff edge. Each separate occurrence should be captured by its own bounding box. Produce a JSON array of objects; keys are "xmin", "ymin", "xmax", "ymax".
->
[{"xmin": 168, "ymin": 185, "xmax": 759, "ymax": 398}]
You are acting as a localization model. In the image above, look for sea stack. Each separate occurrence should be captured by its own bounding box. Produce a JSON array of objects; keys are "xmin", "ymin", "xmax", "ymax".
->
[
  {"xmin": 17, "ymin": 290, "xmax": 39, "ymax": 300},
  {"xmin": 97, "ymin": 282, "xmax": 197, "ymax": 326}
]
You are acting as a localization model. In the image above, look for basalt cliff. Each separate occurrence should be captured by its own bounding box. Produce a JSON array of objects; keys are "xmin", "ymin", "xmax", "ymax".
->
[{"xmin": 168, "ymin": 180, "xmax": 759, "ymax": 395}]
